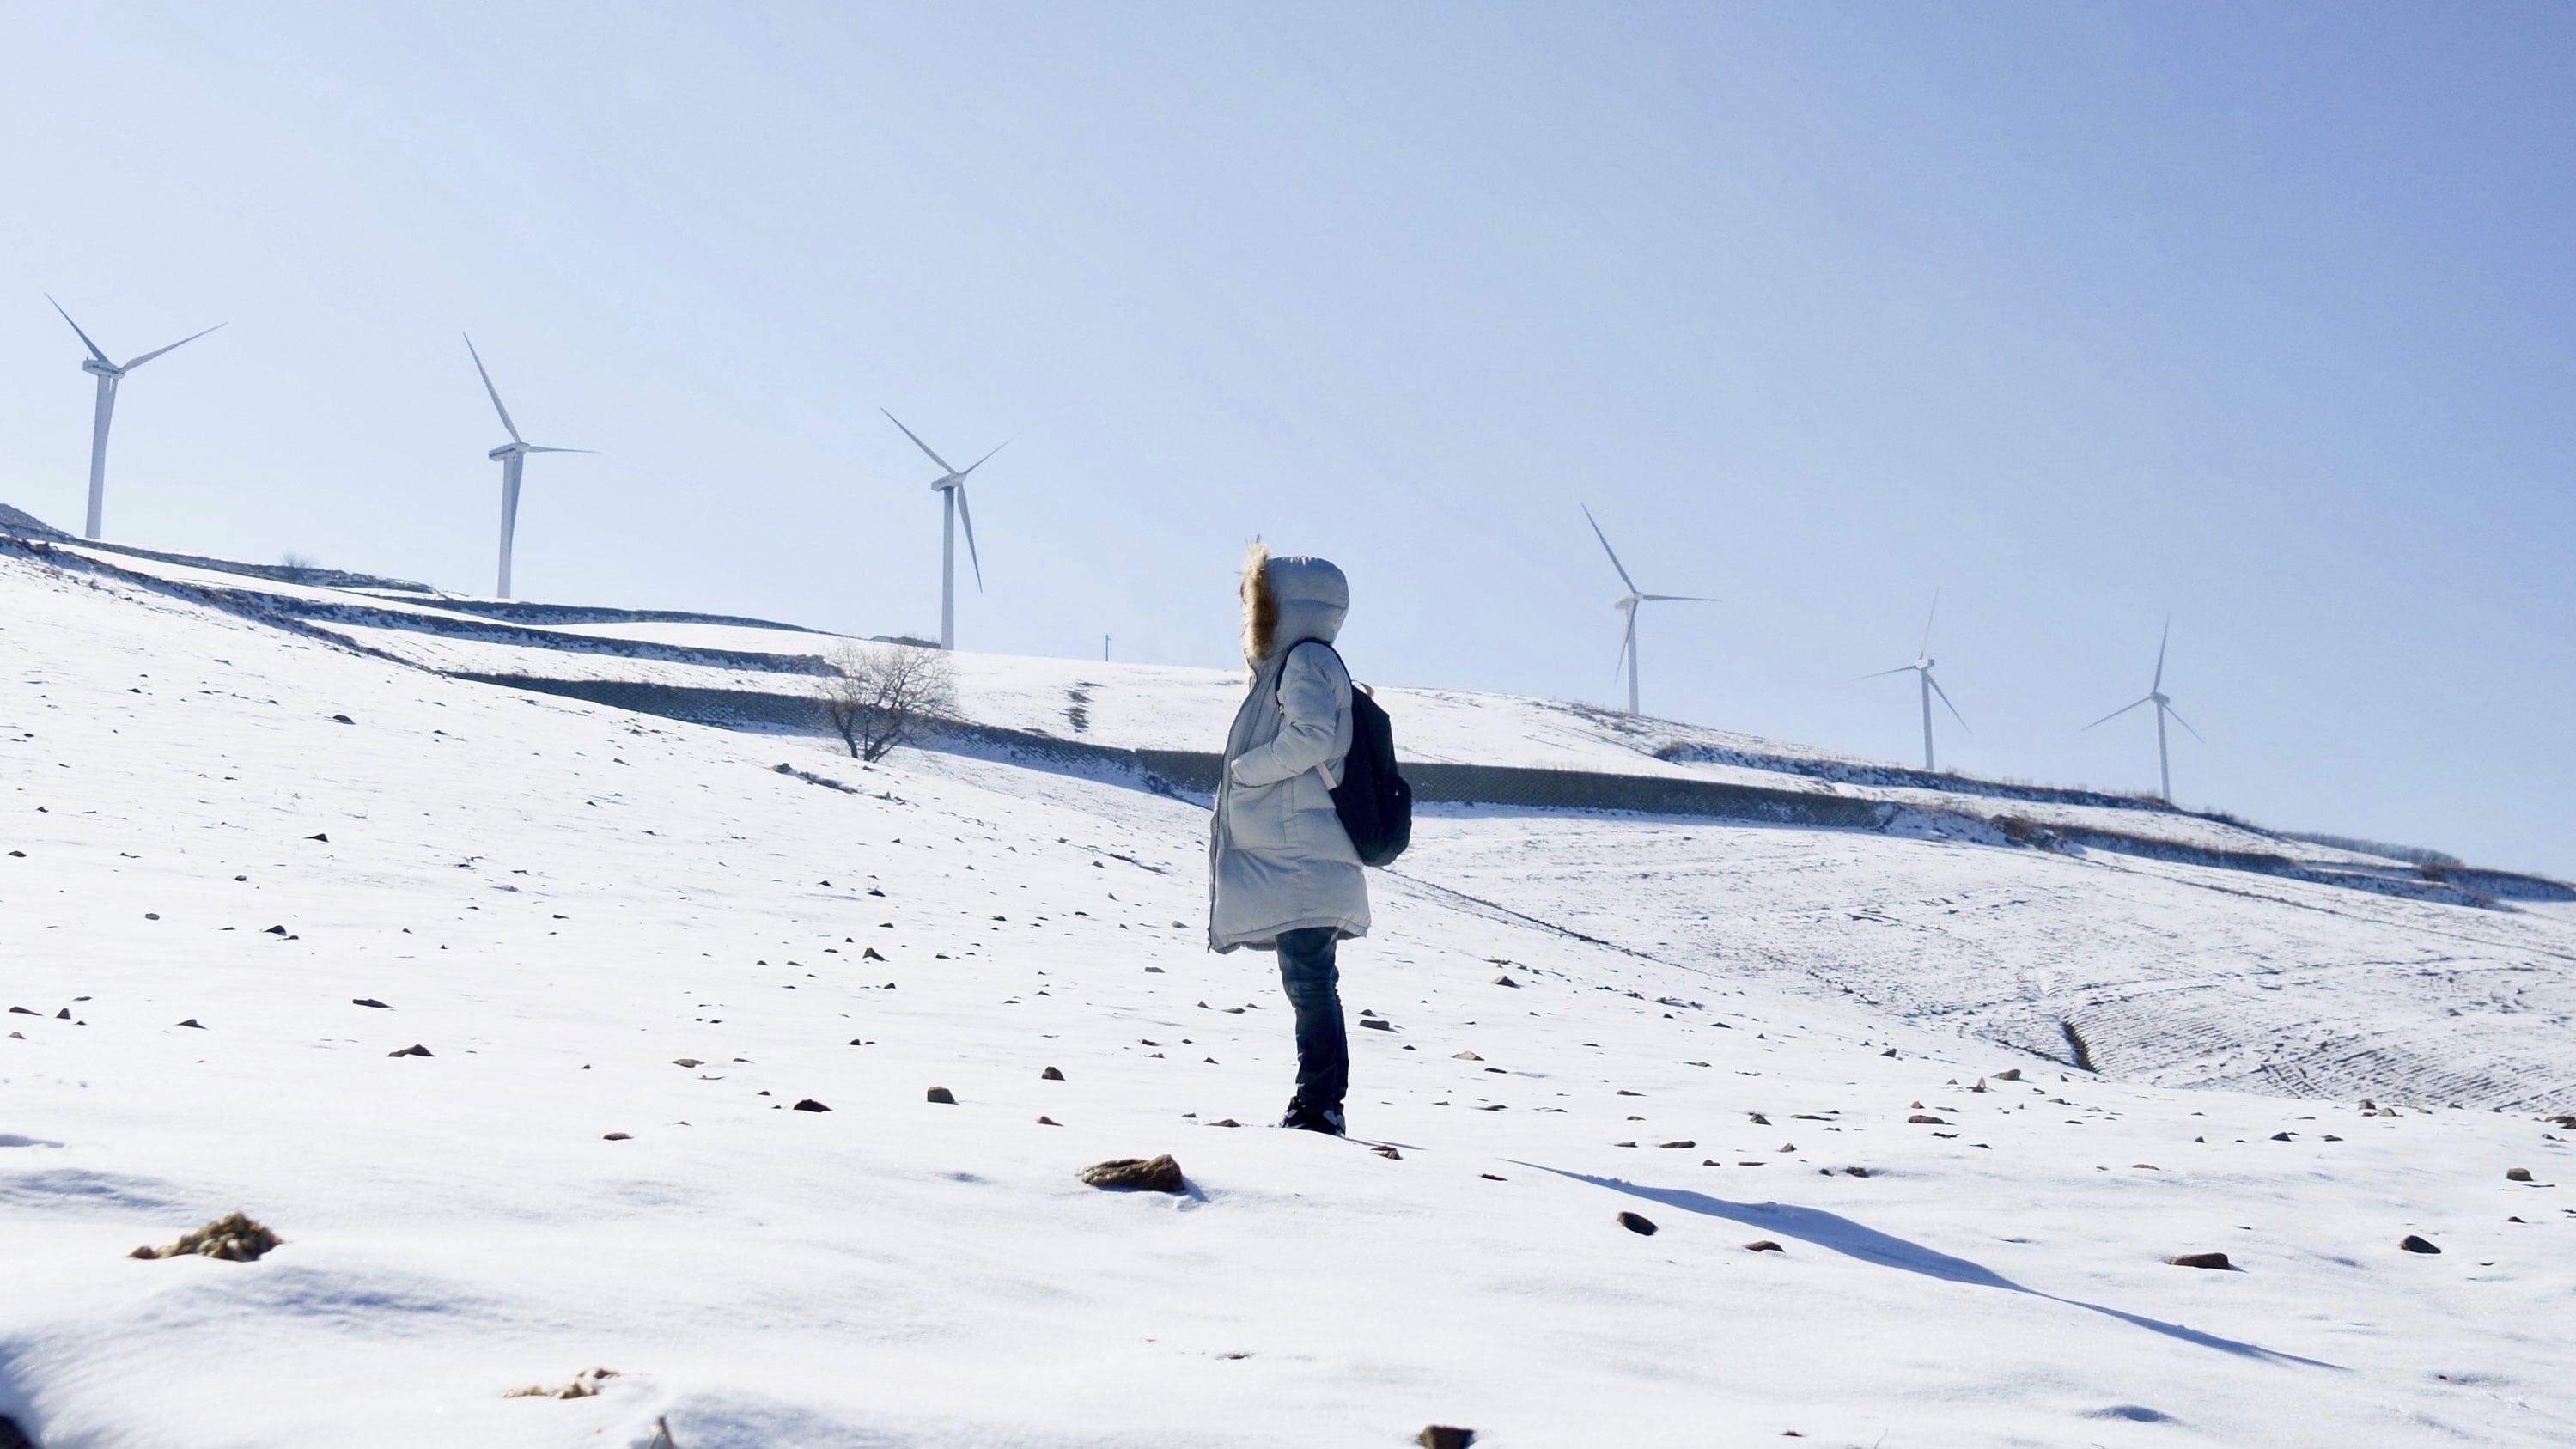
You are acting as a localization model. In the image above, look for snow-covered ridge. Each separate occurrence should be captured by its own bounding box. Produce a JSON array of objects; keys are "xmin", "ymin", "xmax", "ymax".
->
[{"xmin": 8, "ymin": 508, "xmax": 2562, "ymax": 911}]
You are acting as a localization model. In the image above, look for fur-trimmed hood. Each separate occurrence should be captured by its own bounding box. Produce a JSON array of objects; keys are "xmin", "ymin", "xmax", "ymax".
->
[{"xmin": 1240, "ymin": 544, "xmax": 1349, "ymax": 668}]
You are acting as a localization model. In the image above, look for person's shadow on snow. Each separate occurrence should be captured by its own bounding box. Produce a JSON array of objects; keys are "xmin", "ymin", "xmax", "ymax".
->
[{"xmin": 1516, "ymin": 1164, "xmax": 2342, "ymax": 1370}]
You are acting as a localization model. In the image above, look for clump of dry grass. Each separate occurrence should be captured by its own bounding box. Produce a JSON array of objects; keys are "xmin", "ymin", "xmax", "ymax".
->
[{"xmin": 129, "ymin": 1212, "xmax": 281, "ymax": 1263}]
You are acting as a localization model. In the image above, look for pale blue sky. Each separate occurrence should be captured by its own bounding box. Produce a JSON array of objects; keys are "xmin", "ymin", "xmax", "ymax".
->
[{"xmin": 3, "ymin": 3, "xmax": 2569, "ymax": 876}]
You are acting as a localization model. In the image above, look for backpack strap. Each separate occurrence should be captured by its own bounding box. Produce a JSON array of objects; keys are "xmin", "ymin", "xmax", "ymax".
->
[{"xmin": 1278, "ymin": 638, "xmax": 1350, "ymax": 700}]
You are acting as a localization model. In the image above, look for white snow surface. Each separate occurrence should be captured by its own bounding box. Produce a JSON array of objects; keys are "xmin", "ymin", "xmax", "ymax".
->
[{"xmin": 4, "ymin": 549, "xmax": 2574, "ymax": 1448}]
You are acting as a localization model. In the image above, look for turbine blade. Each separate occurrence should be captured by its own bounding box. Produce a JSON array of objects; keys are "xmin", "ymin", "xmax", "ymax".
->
[
  {"xmin": 522, "ymin": 446, "xmax": 595, "ymax": 454},
  {"xmin": 960, "ymin": 437, "xmax": 1012, "ymax": 475},
  {"xmin": 1639, "ymin": 594, "xmax": 1718, "ymax": 603},
  {"xmin": 1853, "ymin": 664, "xmax": 1917, "ymax": 682},
  {"xmin": 46, "ymin": 295, "xmax": 115, "ymax": 368},
  {"xmin": 1927, "ymin": 672, "xmax": 1970, "ymax": 732},
  {"xmin": 1580, "ymin": 504, "xmax": 1639, "ymax": 593},
  {"xmin": 880, "ymin": 409, "xmax": 956, "ymax": 474},
  {"xmin": 1921, "ymin": 587, "xmax": 1940, "ymax": 655},
  {"xmin": 2153, "ymin": 613, "xmax": 2171, "ymax": 691},
  {"xmin": 2162, "ymin": 700, "xmax": 2205, "ymax": 742},
  {"xmin": 1612, "ymin": 613, "xmax": 1635, "ymax": 684},
  {"xmin": 120, "ymin": 322, "xmax": 226, "ymax": 371},
  {"xmin": 955, "ymin": 484, "xmax": 984, "ymax": 591},
  {"xmin": 463, "ymin": 334, "xmax": 523, "ymax": 443},
  {"xmin": 2082, "ymin": 696, "xmax": 2154, "ymax": 730}
]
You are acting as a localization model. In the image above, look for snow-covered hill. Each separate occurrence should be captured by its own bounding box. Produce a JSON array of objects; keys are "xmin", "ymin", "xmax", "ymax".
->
[
  {"xmin": 13, "ymin": 520, "xmax": 2546, "ymax": 889},
  {"xmin": 3, "ymin": 533, "xmax": 2573, "ymax": 1446}
]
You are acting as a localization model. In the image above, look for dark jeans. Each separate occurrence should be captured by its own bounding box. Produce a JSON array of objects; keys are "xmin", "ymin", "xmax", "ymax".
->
[{"xmin": 1276, "ymin": 926, "xmax": 1349, "ymax": 1111}]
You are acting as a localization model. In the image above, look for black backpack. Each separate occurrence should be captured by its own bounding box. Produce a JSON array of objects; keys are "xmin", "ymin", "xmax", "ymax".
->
[{"xmin": 1292, "ymin": 641, "xmax": 1411, "ymax": 868}]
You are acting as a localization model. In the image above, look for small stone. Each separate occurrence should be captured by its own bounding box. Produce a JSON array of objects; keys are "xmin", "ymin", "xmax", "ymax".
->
[
  {"xmin": 1616, "ymin": 1210, "xmax": 1657, "ymax": 1236},
  {"xmin": 1843, "ymin": 1166, "xmax": 1871, "ymax": 1178},
  {"xmin": 927, "ymin": 1087, "xmax": 956, "ymax": 1104},
  {"xmin": 1042, "ymin": 1067, "xmax": 1064, "ymax": 1081},
  {"xmin": 352, "ymin": 998, "xmax": 389, "ymax": 1009},
  {"xmin": 2506, "ymin": 1167, "xmax": 2533, "ymax": 1182},
  {"xmin": 177, "ymin": 1018, "xmax": 204, "ymax": 1029},
  {"xmin": 1880, "ymin": 1047, "xmax": 1897, "ymax": 1057},
  {"xmin": 1373, "ymin": 1145, "xmax": 1401, "ymax": 1160},
  {"xmin": 862, "ymin": 947, "xmax": 886, "ymax": 961},
  {"xmin": 1748, "ymin": 1111, "xmax": 1770, "ymax": 1125},
  {"xmin": 265, "ymin": 924, "xmax": 289, "ymax": 935},
  {"xmin": 1037, "ymin": 1116, "xmax": 1060, "ymax": 1126},
  {"xmin": 672, "ymin": 1058, "xmax": 703, "ymax": 1068},
  {"xmin": 2166, "ymin": 1251, "xmax": 2232, "ymax": 1269},
  {"xmin": 1744, "ymin": 1239, "xmax": 1784, "ymax": 1253},
  {"xmin": 2399, "ymin": 1234, "xmax": 2440, "ymax": 1254},
  {"xmin": 1360, "ymin": 1018, "xmax": 1393, "ymax": 1032},
  {"xmin": 1081, "ymin": 1154, "xmax": 1185, "ymax": 1193},
  {"xmin": 388, "ymin": 1044, "xmax": 432, "ymax": 1057},
  {"xmin": 1452, "ymin": 1050, "xmax": 1483, "ymax": 1061},
  {"xmin": 793, "ymin": 1099, "xmax": 831, "ymax": 1112},
  {"xmin": 331, "ymin": 714, "xmax": 354, "ymax": 725},
  {"xmin": 2271, "ymin": 1131, "xmax": 2295, "ymax": 1142},
  {"xmin": 1209, "ymin": 1118, "xmax": 1241, "ymax": 1129},
  {"xmin": 1993, "ymin": 1068, "xmax": 2023, "ymax": 1081},
  {"xmin": 1418, "ymin": 1428, "xmax": 1477, "ymax": 1449},
  {"xmin": 1659, "ymin": 1140, "xmax": 1696, "ymax": 1149},
  {"xmin": 1493, "ymin": 975, "xmax": 1519, "ymax": 988},
  {"xmin": 1908, "ymin": 1114, "xmax": 1946, "ymax": 1125},
  {"xmin": 602, "ymin": 1132, "xmax": 630, "ymax": 1141}
]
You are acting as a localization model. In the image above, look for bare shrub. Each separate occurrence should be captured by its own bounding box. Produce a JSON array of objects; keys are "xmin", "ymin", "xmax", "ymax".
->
[{"xmin": 819, "ymin": 642, "xmax": 957, "ymax": 762}]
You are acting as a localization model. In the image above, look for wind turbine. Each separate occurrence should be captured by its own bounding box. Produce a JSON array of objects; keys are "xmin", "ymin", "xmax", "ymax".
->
[
  {"xmin": 1859, "ymin": 591, "xmax": 1970, "ymax": 771},
  {"xmin": 882, "ymin": 410, "xmax": 1007, "ymax": 651},
  {"xmin": 1581, "ymin": 504, "xmax": 1716, "ymax": 717},
  {"xmin": 48, "ymin": 295, "xmax": 225, "ymax": 540},
  {"xmin": 2085, "ymin": 614, "xmax": 2201, "ymax": 801},
  {"xmin": 464, "ymin": 335, "xmax": 590, "ymax": 599}
]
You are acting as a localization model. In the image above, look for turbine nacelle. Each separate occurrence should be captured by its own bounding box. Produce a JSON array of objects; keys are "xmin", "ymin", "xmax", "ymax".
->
[{"xmin": 81, "ymin": 358, "xmax": 124, "ymax": 380}]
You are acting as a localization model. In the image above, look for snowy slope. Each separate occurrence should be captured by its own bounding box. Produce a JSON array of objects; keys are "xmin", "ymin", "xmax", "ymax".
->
[
  {"xmin": 10, "ymin": 528, "xmax": 2506, "ymax": 883},
  {"xmin": 5, "ymin": 543, "xmax": 2575, "ymax": 1448}
]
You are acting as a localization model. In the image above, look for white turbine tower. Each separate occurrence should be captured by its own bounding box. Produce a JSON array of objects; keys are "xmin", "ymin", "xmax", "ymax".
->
[
  {"xmin": 464, "ymin": 335, "xmax": 590, "ymax": 600},
  {"xmin": 2085, "ymin": 614, "xmax": 2201, "ymax": 801},
  {"xmin": 882, "ymin": 410, "xmax": 1007, "ymax": 651},
  {"xmin": 1859, "ymin": 591, "xmax": 1970, "ymax": 771},
  {"xmin": 48, "ymin": 295, "xmax": 225, "ymax": 540},
  {"xmin": 1581, "ymin": 504, "xmax": 1716, "ymax": 717}
]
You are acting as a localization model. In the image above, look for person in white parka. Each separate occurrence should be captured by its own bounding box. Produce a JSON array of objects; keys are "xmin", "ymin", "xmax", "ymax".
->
[{"xmin": 1208, "ymin": 544, "xmax": 1369, "ymax": 1135}]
